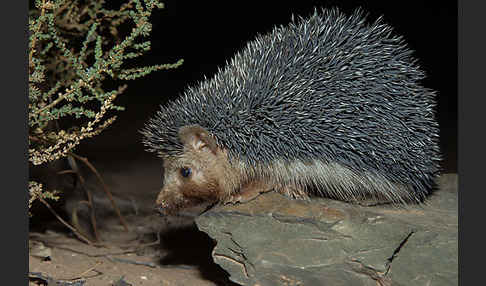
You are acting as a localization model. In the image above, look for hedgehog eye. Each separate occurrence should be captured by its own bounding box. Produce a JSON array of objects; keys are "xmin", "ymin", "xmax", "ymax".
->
[{"xmin": 180, "ymin": 167, "xmax": 192, "ymax": 178}]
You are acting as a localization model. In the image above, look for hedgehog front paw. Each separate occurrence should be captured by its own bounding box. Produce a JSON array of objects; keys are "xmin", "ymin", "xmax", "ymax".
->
[
  {"xmin": 223, "ymin": 191, "xmax": 261, "ymax": 205},
  {"xmin": 223, "ymin": 194, "xmax": 246, "ymax": 205},
  {"xmin": 224, "ymin": 182, "xmax": 274, "ymax": 205}
]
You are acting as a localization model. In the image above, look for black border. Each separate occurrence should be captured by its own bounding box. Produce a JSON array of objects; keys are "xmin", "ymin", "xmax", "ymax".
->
[
  {"xmin": 458, "ymin": 1, "xmax": 482, "ymax": 285},
  {"xmin": 4, "ymin": 0, "xmax": 28, "ymax": 285}
]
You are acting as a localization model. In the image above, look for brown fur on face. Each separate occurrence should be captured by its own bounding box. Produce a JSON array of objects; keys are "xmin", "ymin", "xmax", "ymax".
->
[{"xmin": 155, "ymin": 125, "xmax": 240, "ymax": 215}]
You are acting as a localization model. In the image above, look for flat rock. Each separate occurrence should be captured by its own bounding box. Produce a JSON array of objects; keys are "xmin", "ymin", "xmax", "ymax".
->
[{"xmin": 195, "ymin": 174, "xmax": 458, "ymax": 286}]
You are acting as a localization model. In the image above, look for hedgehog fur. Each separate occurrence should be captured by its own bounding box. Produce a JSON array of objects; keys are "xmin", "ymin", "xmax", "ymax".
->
[{"xmin": 142, "ymin": 7, "xmax": 441, "ymax": 209}]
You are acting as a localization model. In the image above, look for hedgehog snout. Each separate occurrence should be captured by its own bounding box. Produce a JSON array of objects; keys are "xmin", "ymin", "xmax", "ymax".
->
[{"xmin": 154, "ymin": 205, "xmax": 166, "ymax": 216}]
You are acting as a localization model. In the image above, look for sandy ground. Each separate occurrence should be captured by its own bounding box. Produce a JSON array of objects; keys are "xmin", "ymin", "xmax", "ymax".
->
[
  {"xmin": 29, "ymin": 233, "xmax": 219, "ymax": 286},
  {"xmin": 29, "ymin": 220, "xmax": 232, "ymax": 286}
]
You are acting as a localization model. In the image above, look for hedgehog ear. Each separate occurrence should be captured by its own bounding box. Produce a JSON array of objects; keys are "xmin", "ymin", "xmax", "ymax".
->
[{"xmin": 178, "ymin": 125, "xmax": 219, "ymax": 154}]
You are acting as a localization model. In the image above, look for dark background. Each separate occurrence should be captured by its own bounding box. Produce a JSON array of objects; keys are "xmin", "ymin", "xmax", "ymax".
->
[{"xmin": 78, "ymin": 0, "xmax": 457, "ymax": 173}]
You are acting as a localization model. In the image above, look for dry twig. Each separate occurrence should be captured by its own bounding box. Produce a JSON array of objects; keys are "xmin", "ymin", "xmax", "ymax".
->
[
  {"xmin": 68, "ymin": 152, "xmax": 129, "ymax": 231},
  {"xmin": 37, "ymin": 196, "xmax": 95, "ymax": 245}
]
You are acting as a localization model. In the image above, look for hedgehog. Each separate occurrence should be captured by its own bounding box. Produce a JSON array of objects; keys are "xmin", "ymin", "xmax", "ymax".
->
[{"xmin": 141, "ymin": 7, "xmax": 441, "ymax": 215}]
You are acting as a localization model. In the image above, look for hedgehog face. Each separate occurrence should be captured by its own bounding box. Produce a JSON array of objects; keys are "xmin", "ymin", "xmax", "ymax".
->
[{"xmin": 154, "ymin": 125, "xmax": 230, "ymax": 215}]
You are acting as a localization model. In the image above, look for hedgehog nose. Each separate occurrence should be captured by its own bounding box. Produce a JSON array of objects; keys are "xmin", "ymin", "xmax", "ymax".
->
[{"xmin": 154, "ymin": 205, "xmax": 166, "ymax": 217}]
